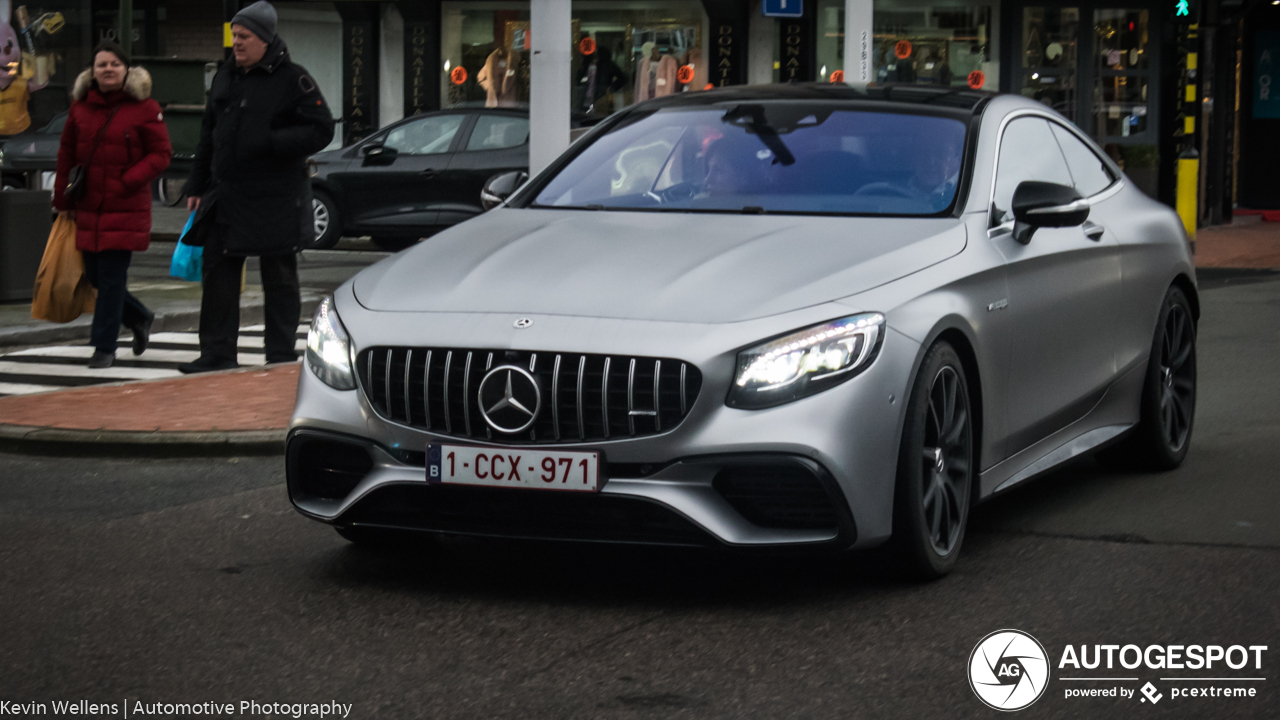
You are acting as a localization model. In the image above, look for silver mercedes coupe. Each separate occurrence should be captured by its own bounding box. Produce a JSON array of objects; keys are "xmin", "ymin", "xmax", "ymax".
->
[{"xmin": 288, "ymin": 85, "xmax": 1197, "ymax": 578}]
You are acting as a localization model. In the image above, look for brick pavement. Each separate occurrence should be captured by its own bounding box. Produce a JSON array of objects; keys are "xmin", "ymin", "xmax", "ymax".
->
[
  {"xmin": 0, "ymin": 363, "xmax": 299, "ymax": 432},
  {"xmin": 1194, "ymin": 216, "xmax": 1280, "ymax": 270}
]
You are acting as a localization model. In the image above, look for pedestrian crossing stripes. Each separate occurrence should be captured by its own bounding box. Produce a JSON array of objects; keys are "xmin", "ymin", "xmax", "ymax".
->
[{"xmin": 0, "ymin": 324, "xmax": 311, "ymax": 398}]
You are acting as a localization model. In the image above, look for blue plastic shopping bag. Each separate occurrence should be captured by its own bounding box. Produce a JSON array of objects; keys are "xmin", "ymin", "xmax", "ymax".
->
[{"xmin": 169, "ymin": 212, "xmax": 202, "ymax": 282}]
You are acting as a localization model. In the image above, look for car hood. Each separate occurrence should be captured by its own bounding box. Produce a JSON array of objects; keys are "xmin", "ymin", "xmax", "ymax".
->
[{"xmin": 353, "ymin": 208, "xmax": 967, "ymax": 324}]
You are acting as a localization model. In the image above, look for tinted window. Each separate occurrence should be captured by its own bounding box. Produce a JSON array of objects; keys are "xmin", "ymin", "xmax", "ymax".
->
[
  {"xmin": 531, "ymin": 105, "xmax": 968, "ymax": 216},
  {"xmin": 1050, "ymin": 123, "xmax": 1114, "ymax": 197},
  {"xmin": 466, "ymin": 115, "xmax": 529, "ymax": 151},
  {"xmin": 383, "ymin": 115, "xmax": 464, "ymax": 155},
  {"xmin": 992, "ymin": 117, "xmax": 1073, "ymax": 223}
]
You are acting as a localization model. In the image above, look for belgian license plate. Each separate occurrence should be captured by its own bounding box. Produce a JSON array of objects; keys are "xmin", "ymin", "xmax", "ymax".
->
[{"xmin": 427, "ymin": 444, "xmax": 601, "ymax": 492}]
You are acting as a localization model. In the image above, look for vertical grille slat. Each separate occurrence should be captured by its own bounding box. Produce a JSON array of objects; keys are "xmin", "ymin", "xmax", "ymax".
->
[
  {"xmin": 403, "ymin": 349, "xmax": 413, "ymax": 426},
  {"xmin": 626, "ymin": 358, "xmax": 636, "ymax": 436},
  {"xmin": 463, "ymin": 351, "xmax": 473, "ymax": 437},
  {"xmin": 653, "ymin": 359, "xmax": 662, "ymax": 432},
  {"xmin": 359, "ymin": 347, "xmax": 699, "ymax": 443},
  {"xmin": 576, "ymin": 355, "xmax": 586, "ymax": 441},
  {"xmin": 423, "ymin": 350, "xmax": 432, "ymax": 431},
  {"xmin": 442, "ymin": 351, "xmax": 453, "ymax": 434},
  {"xmin": 601, "ymin": 357, "xmax": 611, "ymax": 439},
  {"xmin": 552, "ymin": 354, "xmax": 562, "ymax": 441}
]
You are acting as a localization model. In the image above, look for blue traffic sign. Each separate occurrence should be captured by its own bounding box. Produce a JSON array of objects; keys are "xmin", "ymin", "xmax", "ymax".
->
[{"xmin": 763, "ymin": 0, "xmax": 804, "ymax": 18}]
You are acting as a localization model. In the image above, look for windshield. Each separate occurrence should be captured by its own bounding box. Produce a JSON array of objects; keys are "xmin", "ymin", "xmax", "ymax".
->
[{"xmin": 531, "ymin": 104, "xmax": 968, "ymax": 216}]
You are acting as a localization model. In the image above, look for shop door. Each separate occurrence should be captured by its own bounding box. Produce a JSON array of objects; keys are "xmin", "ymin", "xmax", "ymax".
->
[{"xmin": 1009, "ymin": 3, "xmax": 1161, "ymax": 197}]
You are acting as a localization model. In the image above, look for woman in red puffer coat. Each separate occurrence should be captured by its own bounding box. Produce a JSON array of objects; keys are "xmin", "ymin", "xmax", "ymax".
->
[{"xmin": 54, "ymin": 40, "xmax": 172, "ymax": 369}]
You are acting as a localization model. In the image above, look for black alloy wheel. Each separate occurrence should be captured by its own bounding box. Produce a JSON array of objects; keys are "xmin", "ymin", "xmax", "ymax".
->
[
  {"xmin": 1103, "ymin": 286, "xmax": 1196, "ymax": 470},
  {"xmin": 891, "ymin": 341, "xmax": 974, "ymax": 579}
]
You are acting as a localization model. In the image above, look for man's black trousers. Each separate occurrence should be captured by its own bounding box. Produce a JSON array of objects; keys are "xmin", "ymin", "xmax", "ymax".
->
[{"xmin": 199, "ymin": 247, "xmax": 301, "ymax": 364}]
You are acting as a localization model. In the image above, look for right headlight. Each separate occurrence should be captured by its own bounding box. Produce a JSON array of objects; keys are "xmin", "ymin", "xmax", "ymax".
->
[
  {"xmin": 727, "ymin": 313, "xmax": 885, "ymax": 409},
  {"xmin": 306, "ymin": 296, "xmax": 356, "ymax": 390}
]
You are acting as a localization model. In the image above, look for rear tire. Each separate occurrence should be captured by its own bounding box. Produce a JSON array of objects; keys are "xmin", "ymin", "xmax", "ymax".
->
[
  {"xmin": 1100, "ymin": 286, "xmax": 1196, "ymax": 471},
  {"xmin": 889, "ymin": 341, "xmax": 975, "ymax": 580},
  {"xmin": 309, "ymin": 190, "xmax": 342, "ymax": 250}
]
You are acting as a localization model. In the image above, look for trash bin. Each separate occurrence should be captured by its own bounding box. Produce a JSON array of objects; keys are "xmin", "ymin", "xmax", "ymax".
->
[{"xmin": 0, "ymin": 190, "xmax": 53, "ymax": 302}]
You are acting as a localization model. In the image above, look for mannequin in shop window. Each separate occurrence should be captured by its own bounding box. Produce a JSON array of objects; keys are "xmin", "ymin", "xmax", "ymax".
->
[
  {"xmin": 578, "ymin": 46, "xmax": 627, "ymax": 117},
  {"xmin": 477, "ymin": 46, "xmax": 519, "ymax": 108},
  {"xmin": 634, "ymin": 41, "xmax": 677, "ymax": 102}
]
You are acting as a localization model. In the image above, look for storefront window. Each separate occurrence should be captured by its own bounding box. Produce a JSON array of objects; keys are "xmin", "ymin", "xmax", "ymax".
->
[
  {"xmin": 873, "ymin": 0, "xmax": 998, "ymax": 91},
  {"xmin": 816, "ymin": 0, "xmax": 845, "ymax": 83},
  {"xmin": 2, "ymin": 1, "xmax": 91, "ymax": 135},
  {"xmin": 440, "ymin": 1, "xmax": 708, "ymax": 117}
]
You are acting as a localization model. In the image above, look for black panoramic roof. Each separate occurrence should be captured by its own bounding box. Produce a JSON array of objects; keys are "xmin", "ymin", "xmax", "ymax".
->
[{"xmin": 642, "ymin": 82, "xmax": 996, "ymax": 114}]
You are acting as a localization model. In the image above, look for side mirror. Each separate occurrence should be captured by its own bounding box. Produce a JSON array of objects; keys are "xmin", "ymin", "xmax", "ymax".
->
[
  {"xmin": 481, "ymin": 170, "xmax": 529, "ymax": 210},
  {"xmin": 1011, "ymin": 181, "xmax": 1089, "ymax": 244},
  {"xmin": 362, "ymin": 144, "xmax": 397, "ymax": 167}
]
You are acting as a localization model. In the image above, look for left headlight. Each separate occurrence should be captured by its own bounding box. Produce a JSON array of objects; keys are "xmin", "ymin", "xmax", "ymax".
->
[
  {"xmin": 727, "ymin": 312, "xmax": 885, "ymax": 409},
  {"xmin": 306, "ymin": 296, "xmax": 356, "ymax": 390}
]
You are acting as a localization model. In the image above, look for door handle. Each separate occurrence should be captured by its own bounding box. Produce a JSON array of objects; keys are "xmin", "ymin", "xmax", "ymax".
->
[
  {"xmin": 1082, "ymin": 221, "xmax": 1106, "ymax": 241},
  {"xmin": 419, "ymin": 169, "xmax": 438, "ymax": 178}
]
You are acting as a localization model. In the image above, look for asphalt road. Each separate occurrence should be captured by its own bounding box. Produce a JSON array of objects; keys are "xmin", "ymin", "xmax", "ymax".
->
[{"xmin": 1, "ymin": 271, "xmax": 1277, "ymax": 719}]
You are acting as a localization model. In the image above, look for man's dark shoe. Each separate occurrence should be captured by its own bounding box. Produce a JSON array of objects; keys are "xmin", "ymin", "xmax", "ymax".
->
[
  {"xmin": 87, "ymin": 351, "xmax": 115, "ymax": 369},
  {"xmin": 265, "ymin": 353, "xmax": 299, "ymax": 365},
  {"xmin": 177, "ymin": 356, "xmax": 240, "ymax": 374},
  {"xmin": 131, "ymin": 316, "xmax": 154, "ymax": 356}
]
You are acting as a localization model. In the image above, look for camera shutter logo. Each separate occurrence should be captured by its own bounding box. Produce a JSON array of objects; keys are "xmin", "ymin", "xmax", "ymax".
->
[{"xmin": 968, "ymin": 630, "xmax": 1050, "ymax": 711}]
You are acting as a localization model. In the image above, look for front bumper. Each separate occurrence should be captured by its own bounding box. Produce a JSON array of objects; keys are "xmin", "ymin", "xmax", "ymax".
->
[{"xmin": 288, "ymin": 292, "xmax": 923, "ymax": 549}]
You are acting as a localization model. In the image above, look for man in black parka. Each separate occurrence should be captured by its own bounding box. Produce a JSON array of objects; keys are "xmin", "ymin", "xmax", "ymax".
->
[{"xmin": 179, "ymin": 0, "xmax": 334, "ymax": 373}]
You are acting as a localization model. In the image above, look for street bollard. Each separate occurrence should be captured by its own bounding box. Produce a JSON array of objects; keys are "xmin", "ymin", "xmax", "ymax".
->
[{"xmin": 1176, "ymin": 148, "xmax": 1199, "ymax": 242}]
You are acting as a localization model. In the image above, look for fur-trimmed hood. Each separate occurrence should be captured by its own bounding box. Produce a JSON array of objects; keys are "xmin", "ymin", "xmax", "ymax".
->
[{"xmin": 71, "ymin": 66, "xmax": 152, "ymax": 102}]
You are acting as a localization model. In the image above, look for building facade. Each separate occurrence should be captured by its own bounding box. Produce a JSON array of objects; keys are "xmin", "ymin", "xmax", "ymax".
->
[{"xmin": 4, "ymin": 0, "xmax": 1274, "ymax": 223}]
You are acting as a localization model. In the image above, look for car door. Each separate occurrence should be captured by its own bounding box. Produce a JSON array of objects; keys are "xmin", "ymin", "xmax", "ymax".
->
[
  {"xmin": 339, "ymin": 113, "xmax": 467, "ymax": 232},
  {"xmin": 439, "ymin": 112, "xmax": 530, "ymax": 226},
  {"xmin": 989, "ymin": 114, "xmax": 1124, "ymax": 455}
]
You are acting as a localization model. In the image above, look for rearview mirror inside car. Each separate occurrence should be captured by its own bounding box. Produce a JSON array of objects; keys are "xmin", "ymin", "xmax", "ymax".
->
[
  {"xmin": 481, "ymin": 171, "xmax": 530, "ymax": 210},
  {"xmin": 1011, "ymin": 181, "xmax": 1089, "ymax": 244}
]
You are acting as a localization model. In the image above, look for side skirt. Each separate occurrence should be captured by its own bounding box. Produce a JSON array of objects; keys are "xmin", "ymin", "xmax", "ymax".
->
[{"xmin": 977, "ymin": 360, "xmax": 1146, "ymax": 499}]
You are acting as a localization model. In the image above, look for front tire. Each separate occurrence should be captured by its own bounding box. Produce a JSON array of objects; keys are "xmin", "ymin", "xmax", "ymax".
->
[
  {"xmin": 890, "ymin": 341, "xmax": 975, "ymax": 580},
  {"xmin": 309, "ymin": 190, "xmax": 342, "ymax": 250},
  {"xmin": 1104, "ymin": 286, "xmax": 1196, "ymax": 470}
]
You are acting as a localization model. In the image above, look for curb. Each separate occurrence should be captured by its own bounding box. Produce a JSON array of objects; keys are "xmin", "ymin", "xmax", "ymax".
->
[
  {"xmin": 0, "ymin": 296, "xmax": 321, "ymax": 349},
  {"xmin": 0, "ymin": 422, "xmax": 286, "ymax": 457}
]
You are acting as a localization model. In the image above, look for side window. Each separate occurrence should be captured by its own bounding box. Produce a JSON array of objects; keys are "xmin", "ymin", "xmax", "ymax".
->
[
  {"xmin": 383, "ymin": 115, "xmax": 465, "ymax": 155},
  {"xmin": 1050, "ymin": 124, "xmax": 1115, "ymax": 197},
  {"xmin": 465, "ymin": 115, "xmax": 529, "ymax": 151},
  {"xmin": 992, "ymin": 117, "xmax": 1073, "ymax": 223}
]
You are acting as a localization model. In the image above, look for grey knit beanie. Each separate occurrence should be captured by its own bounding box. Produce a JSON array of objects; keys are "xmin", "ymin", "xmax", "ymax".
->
[{"xmin": 231, "ymin": 1, "xmax": 278, "ymax": 44}]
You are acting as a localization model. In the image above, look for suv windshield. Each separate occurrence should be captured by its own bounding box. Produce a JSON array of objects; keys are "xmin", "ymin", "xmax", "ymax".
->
[{"xmin": 531, "ymin": 103, "xmax": 968, "ymax": 216}]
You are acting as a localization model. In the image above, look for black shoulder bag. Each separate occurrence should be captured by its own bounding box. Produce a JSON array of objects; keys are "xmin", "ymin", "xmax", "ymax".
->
[{"xmin": 65, "ymin": 106, "xmax": 122, "ymax": 205}]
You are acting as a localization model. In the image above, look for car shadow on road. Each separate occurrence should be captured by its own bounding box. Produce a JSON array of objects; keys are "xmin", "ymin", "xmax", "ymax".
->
[{"xmin": 306, "ymin": 530, "xmax": 940, "ymax": 610}]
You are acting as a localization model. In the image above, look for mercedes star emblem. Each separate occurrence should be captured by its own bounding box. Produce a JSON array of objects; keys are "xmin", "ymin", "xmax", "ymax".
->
[
  {"xmin": 513, "ymin": 317, "xmax": 534, "ymax": 329},
  {"xmin": 477, "ymin": 365, "xmax": 541, "ymax": 433}
]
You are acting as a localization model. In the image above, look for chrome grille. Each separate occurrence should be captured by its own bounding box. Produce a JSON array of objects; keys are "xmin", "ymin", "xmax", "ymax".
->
[{"xmin": 356, "ymin": 347, "xmax": 703, "ymax": 443}]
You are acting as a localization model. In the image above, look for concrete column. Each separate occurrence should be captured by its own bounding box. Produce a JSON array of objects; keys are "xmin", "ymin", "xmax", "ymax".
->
[
  {"xmin": 844, "ymin": 0, "xmax": 872, "ymax": 83},
  {"xmin": 379, "ymin": 5, "xmax": 405, "ymax": 128},
  {"xmin": 747, "ymin": 1, "xmax": 774, "ymax": 85},
  {"xmin": 530, "ymin": 0, "xmax": 572, "ymax": 176}
]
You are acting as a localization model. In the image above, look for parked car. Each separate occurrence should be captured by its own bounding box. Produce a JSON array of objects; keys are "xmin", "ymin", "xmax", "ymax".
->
[
  {"xmin": 1, "ymin": 109, "xmax": 187, "ymax": 203},
  {"xmin": 288, "ymin": 85, "xmax": 1197, "ymax": 578},
  {"xmin": 0, "ymin": 111, "xmax": 64, "ymax": 190},
  {"xmin": 308, "ymin": 107, "xmax": 531, "ymax": 251}
]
